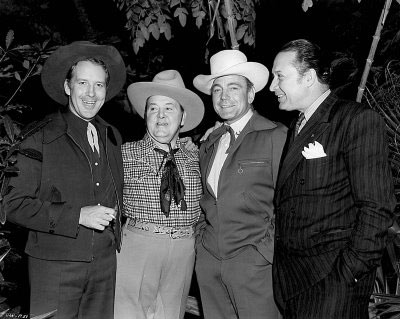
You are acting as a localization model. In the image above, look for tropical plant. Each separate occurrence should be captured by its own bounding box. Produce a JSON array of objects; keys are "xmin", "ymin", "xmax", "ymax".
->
[
  {"xmin": 364, "ymin": 60, "xmax": 400, "ymax": 318},
  {"xmin": 112, "ymin": 0, "xmax": 260, "ymax": 54},
  {"xmin": 0, "ymin": 29, "xmax": 55, "ymax": 318}
]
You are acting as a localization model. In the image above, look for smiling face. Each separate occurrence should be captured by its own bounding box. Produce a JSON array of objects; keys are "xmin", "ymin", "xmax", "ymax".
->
[
  {"xmin": 64, "ymin": 60, "xmax": 107, "ymax": 120},
  {"xmin": 145, "ymin": 95, "xmax": 186, "ymax": 150},
  {"xmin": 211, "ymin": 75, "xmax": 254, "ymax": 125},
  {"xmin": 269, "ymin": 51, "xmax": 310, "ymax": 113}
]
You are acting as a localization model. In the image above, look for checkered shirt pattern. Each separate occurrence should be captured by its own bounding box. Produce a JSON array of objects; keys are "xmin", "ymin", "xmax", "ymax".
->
[{"xmin": 122, "ymin": 134, "xmax": 202, "ymax": 228}]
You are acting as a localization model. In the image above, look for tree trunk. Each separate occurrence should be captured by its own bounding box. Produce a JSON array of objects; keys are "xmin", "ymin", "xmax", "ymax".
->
[
  {"xmin": 224, "ymin": 0, "xmax": 239, "ymax": 50},
  {"xmin": 356, "ymin": 0, "xmax": 392, "ymax": 102}
]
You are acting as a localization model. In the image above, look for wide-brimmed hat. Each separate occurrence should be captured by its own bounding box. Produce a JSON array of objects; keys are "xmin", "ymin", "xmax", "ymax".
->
[
  {"xmin": 127, "ymin": 70, "xmax": 204, "ymax": 133},
  {"xmin": 193, "ymin": 50, "xmax": 269, "ymax": 95},
  {"xmin": 41, "ymin": 41, "xmax": 126, "ymax": 105}
]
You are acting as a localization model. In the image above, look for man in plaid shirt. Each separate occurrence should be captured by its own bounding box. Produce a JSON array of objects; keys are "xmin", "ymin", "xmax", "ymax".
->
[{"xmin": 114, "ymin": 70, "xmax": 204, "ymax": 319}]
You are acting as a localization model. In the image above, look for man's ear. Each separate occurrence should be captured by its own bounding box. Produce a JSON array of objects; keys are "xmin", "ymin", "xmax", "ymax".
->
[
  {"xmin": 306, "ymin": 69, "xmax": 317, "ymax": 87},
  {"xmin": 180, "ymin": 111, "xmax": 187, "ymax": 127},
  {"xmin": 64, "ymin": 80, "xmax": 71, "ymax": 96},
  {"xmin": 248, "ymin": 86, "xmax": 255, "ymax": 104}
]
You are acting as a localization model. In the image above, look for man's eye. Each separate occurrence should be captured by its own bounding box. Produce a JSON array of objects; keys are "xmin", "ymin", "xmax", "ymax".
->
[
  {"xmin": 96, "ymin": 83, "xmax": 105, "ymax": 88},
  {"xmin": 212, "ymin": 88, "xmax": 221, "ymax": 94},
  {"xmin": 78, "ymin": 81, "xmax": 86, "ymax": 85}
]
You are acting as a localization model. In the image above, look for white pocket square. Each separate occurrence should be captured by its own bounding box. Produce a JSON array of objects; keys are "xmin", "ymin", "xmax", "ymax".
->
[{"xmin": 302, "ymin": 141, "xmax": 327, "ymax": 159}]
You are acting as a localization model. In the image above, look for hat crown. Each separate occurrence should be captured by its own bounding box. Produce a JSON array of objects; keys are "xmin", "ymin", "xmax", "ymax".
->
[
  {"xmin": 210, "ymin": 50, "xmax": 248, "ymax": 75},
  {"xmin": 152, "ymin": 70, "xmax": 186, "ymax": 89}
]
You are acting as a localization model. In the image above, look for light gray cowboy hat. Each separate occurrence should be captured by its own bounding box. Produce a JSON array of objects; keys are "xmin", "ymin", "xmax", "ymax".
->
[
  {"xmin": 41, "ymin": 41, "xmax": 126, "ymax": 105},
  {"xmin": 193, "ymin": 49, "xmax": 269, "ymax": 95},
  {"xmin": 127, "ymin": 70, "xmax": 204, "ymax": 133}
]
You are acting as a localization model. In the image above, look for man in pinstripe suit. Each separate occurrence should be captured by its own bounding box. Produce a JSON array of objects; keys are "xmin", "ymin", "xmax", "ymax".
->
[{"xmin": 270, "ymin": 39, "xmax": 396, "ymax": 319}]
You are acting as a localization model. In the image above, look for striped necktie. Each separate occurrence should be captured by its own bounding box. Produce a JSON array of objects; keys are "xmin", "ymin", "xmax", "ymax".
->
[{"xmin": 295, "ymin": 113, "xmax": 305, "ymax": 137}]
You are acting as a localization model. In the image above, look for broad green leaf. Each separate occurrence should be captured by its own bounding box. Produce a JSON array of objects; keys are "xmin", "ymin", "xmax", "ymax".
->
[
  {"xmin": 14, "ymin": 72, "xmax": 21, "ymax": 82},
  {"xmin": 5, "ymin": 30, "xmax": 14, "ymax": 49},
  {"xmin": 145, "ymin": 16, "xmax": 152, "ymax": 26},
  {"xmin": 302, "ymin": 0, "xmax": 313, "ymax": 12},
  {"xmin": 178, "ymin": 11, "xmax": 187, "ymax": 26},
  {"xmin": 3, "ymin": 115, "xmax": 14, "ymax": 143},
  {"xmin": 133, "ymin": 40, "xmax": 140, "ymax": 54},
  {"xmin": 149, "ymin": 23, "xmax": 160, "ymax": 40},
  {"xmin": 136, "ymin": 29, "xmax": 145, "ymax": 40},
  {"xmin": 196, "ymin": 16, "xmax": 203, "ymax": 29},
  {"xmin": 236, "ymin": 24, "xmax": 247, "ymax": 41},
  {"xmin": 170, "ymin": 0, "xmax": 180, "ymax": 7},
  {"xmin": 139, "ymin": 23, "xmax": 150, "ymax": 40},
  {"xmin": 23, "ymin": 60, "xmax": 30, "ymax": 69},
  {"xmin": 162, "ymin": 24, "xmax": 172, "ymax": 40}
]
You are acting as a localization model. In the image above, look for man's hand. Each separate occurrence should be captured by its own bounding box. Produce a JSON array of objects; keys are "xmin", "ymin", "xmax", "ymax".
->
[
  {"xmin": 200, "ymin": 121, "xmax": 223, "ymax": 142},
  {"xmin": 79, "ymin": 205, "xmax": 116, "ymax": 230},
  {"xmin": 181, "ymin": 136, "xmax": 198, "ymax": 152}
]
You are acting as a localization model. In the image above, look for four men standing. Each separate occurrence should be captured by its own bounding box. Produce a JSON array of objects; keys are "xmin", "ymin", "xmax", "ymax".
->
[{"xmin": 2, "ymin": 38, "xmax": 396, "ymax": 319}]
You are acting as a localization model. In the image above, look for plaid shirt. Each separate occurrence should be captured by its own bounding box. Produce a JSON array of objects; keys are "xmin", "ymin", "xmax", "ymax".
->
[{"xmin": 122, "ymin": 134, "xmax": 202, "ymax": 228}]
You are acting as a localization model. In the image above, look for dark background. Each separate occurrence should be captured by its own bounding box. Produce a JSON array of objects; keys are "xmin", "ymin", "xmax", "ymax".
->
[
  {"xmin": 0, "ymin": 0, "xmax": 399, "ymax": 316},
  {"xmin": 1, "ymin": 0, "xmax": 399, "ymax": 142}
]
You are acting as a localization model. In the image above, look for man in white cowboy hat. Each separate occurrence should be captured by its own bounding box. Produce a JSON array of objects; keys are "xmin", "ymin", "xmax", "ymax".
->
[
  {"xmin": 192, "ymin": 50, "xmax": 287, "ymax": 319},
  {"xmin": 114, "ymin": 69, "xmax": 204, "ymax": 319},
  {"xmin": 4, "ymin": 41, "xmax": 126, "ymax": 318}
]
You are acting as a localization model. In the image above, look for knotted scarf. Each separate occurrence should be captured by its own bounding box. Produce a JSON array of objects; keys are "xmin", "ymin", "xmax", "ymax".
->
[
  {"xmin": 155, "ymin": 143, "xmax": 187, "ymax": 217},
  {"xmin": 208, "ymin": 124, "xmax": 236, "ymax": 154}
]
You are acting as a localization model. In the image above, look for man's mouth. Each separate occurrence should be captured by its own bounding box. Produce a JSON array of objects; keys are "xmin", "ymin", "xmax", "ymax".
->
[
  {"xmin": 276, "ymin": 94, "xmax": 285, "ymax": 102},
  {"xmin": 82, "ymin": 100, "xmax": 96, "ymax": 106}
]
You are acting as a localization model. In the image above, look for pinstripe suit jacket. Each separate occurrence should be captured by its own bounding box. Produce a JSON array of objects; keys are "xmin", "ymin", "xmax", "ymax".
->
[{"xmin": 273, "ymin": 93, "xmax": 396, "ymax": 301}]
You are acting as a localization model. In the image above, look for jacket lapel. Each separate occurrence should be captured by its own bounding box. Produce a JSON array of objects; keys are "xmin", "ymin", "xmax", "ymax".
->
[{"xmin": 276, "ymin": 94, "xmax": 338, "ymax": 191}]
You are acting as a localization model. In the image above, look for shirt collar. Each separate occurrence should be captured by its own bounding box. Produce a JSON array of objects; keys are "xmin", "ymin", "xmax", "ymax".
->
[
  {"xmin": 64, "ymin": 110, "xmax": 90, "ymax": 134},
  {"xmin": 229, "ymin": 108, "xmax": 254, "ymax": 137},
  {"xmin": 303, "ymin": 89, "xmax": 331, "ymax": 121},
  {"xmin": 143, "ymin": 133, "xmax": 183, "ymax": 153}
]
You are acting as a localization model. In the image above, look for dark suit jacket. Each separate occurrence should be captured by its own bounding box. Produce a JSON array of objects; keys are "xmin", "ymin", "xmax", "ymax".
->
[
  {"xmin": 197, "ymin": 111, "xmax": 287, "ymax": 262},
  {"xmin": 273, "ymin": 93, "xmax": 396, "ymax": 301},
  {"xmin": 4, "ymin": 111, "xmax": 124, "ymax": 261}
]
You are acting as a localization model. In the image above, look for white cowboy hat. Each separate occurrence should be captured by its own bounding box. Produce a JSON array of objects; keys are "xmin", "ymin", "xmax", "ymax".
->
[
  {"xmin": 127, "ymin": 70, "xmax": 204, "ymax": 133},
  {"xmin": 193, "ymin": 49, "xmax": 269, "ymax": 95}
]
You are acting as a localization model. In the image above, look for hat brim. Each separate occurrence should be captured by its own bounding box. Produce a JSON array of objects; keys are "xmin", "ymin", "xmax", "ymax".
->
[
  {"xmin": 127, "ymin": 82, "xmax": 205, "ymax": 133},
  {"xmin": 41, "ymin": 42, "xmax": 126, "ymax": 105},
  {"xmin": 193, "ymin": 62, "xmax": 269, "ymax": 95}
]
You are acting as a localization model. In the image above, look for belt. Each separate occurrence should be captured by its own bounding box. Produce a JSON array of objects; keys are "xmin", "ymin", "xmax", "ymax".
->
[{"xmin": 126, "ymin": 219, "xmax": 194, "ymax": 239}]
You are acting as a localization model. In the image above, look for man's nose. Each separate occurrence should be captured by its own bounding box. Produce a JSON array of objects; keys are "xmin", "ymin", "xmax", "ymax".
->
[
  {"xmin": 87, "ymin": 85, "xmax": 95, "ymax": 96},
  {"xmin": 158, "ymin": 110, "xmax": 165, "ymax": 118},
  {"xmin": 269, "ymin": 77, "xmax": 277, "ymax": 92},
  {"xmin": 221, "ymin": 89, "xmax": 229, "ymax": 100}
]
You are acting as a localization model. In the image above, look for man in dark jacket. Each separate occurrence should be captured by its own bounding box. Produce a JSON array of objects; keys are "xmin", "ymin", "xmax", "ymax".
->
[
  {"xmin": 270, "ymin": 39, "xmax": 396, "ymax": 319},
  {"xmin": 4, "ymin": 41, "xmax": 126, "ymax": 319},
  {"xmin": 192, "ymin": 50, "xmax": 287, "ymax": 319}
]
